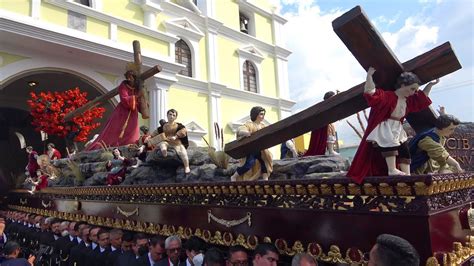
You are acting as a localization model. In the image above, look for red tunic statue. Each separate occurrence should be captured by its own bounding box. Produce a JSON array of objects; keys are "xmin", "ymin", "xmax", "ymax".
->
[
  {"xmin": 35, "ymin": 174, "xmax": 48, "ymax": 190},
  {"xmin": 347, "ymin": 88, "xmax": 432, "ymax": 183},
  {"xmin": 26, "ymin": 149, "xmax": 40, "ymax": 178},
  {"xmin": 86, "ymin": 81, "xmax": 140, "ymax": 150},
  {"xmin": 47, "ymin": 148, "xmax": 62, "ymax": 160}
]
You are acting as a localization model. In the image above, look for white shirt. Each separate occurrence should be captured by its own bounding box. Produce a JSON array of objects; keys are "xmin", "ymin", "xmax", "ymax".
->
[{"xmin": 366, "ymin": 97, "xmax": 408, "ymax": 147}]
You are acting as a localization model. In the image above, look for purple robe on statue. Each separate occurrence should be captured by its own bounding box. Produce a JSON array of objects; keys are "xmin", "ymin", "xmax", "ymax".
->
[{"xmin": 86, "ymin": 81, "xmax": 140, "ymax": 150}]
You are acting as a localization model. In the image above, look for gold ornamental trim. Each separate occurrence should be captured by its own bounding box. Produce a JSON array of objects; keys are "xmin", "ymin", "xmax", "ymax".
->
[
  {"xmin": 5, "ymin": 204, "xmax": 378, "ymax": 264},
  {"xmin": 20, "ymin": 173, "xmax": 473, "ymax": 198},
  {"xmin": 7, "ymin": 205, "xmax": 474, "ymax": 265},
  {"xmin": 425, "ymin": 237, "xmax": 474, "ymax": 266},
  {"xmin": 19, "ymin": 198, "xmax": 27, "ymax": 205},
  {"xmin": 207, "ymin": 210, "xmax": 251, "ymax": 228},
  {"xmin": 116, "ymin": 206, "xmax": 139, "ymax": 218}
]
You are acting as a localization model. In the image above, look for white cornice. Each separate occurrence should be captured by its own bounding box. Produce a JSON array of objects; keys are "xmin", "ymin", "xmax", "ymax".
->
[
  {"xmin": 174, "ymin": 76, "xmax": 295, "ymax": 108},
  {"xmin": 44, "ymin": 0, "xmax": 178, "ymax": 43},
  {"xmin": 185, "ymin": 121, "xmax": 207, "ymax": 134},
  {"xmin": 164, "ymin": 18, "xmax": 204, "ymax": 41},
  {"xmin": 175, "ymin": 0, "xmax": 202, "ymax": 14},
  {"xmin": 228, "ymin": 116, "xmax": 271, "ymax": 133},
  {"xmin": 131, "ymin": 0, "xmax": 163, "ymax": 13},
  {"xmin": 238, "ymin": 45, "xmax": 265, "ymax": 63},
  {"xmin": 161, "ymin": 1, "xmax": 205, "ymax": 25},
  {"xmin": 237, "ymin": 0, "xmax": 287, "ymax": 24},
  {"xmin": 0, "ymin": 11, "xmax": 182, "ymax": 72},
  {"xmin": 160, "ymin": 0, "xmax": 291, "ymax": 59},
  {"xmin": 219, "ymin": 25, "xmax": 291, "ymax": 59}
]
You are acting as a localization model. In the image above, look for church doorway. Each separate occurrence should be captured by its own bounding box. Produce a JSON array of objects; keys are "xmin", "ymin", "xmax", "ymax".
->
[{"xmin": 0, "ymin": 69, "xmax": 116, "ymax": 192}]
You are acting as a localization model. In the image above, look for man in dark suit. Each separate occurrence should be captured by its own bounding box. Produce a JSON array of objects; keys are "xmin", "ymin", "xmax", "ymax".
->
[
  {"xmin": 68, "ymin": 226, "xmax": 92, "ymax": 266},
  {"xmin": 52, "ymin": 221, "xmax": 79, "ymax": 266},
  {"xmin": 86, "ymin": 228, "xmax": 111, "ymax": 266},
  {"xmin": 0, "ymin": 241, "xmax": 36, "ymax": 266},
  {"xmin": 106, "ymin": 229, "xmax": 127, "ymax": 266},
  {"xmin": 156, "ymin": 235, "xmax": 185, "ymax": 266},
  {"xmin": 115, "ymin": 233, "xmax": 149, "ymax": 266},
  {"xmin": 136, "ymin": 236, "xmax": 167, "ymax": 266}
]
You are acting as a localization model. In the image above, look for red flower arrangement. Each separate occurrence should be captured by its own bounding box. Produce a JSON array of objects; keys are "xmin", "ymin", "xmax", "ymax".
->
[{"xmin": 27, "ymin": 87, "xmax": 105, "ymax": 142}]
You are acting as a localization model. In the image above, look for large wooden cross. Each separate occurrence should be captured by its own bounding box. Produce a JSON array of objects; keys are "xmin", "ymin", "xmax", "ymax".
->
[
  {"xmin": 63, "ymin": 40, "xmax": 162, "ymax": 122},
  {"xmin": 225, "ymin": 6, "xmax": 462, "ymax": 159}
]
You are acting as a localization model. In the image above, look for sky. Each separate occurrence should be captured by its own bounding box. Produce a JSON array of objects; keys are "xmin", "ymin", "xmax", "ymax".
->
[{"xmin": 270, "ymin": 0, "xmax": 474, "ymax": 146}]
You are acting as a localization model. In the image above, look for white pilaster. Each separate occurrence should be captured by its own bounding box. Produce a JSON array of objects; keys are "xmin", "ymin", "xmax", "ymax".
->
[
  {"xmin": 143, "ymin": 8, "xmax": 157, "ymax": 28},
  {"xmin": 148, "ymin": 79, "xmax": 170, "ymax": 130},
  {"xmin": 132, "ymin": 0, "xmax": 163, "ymax": 29},
  {"xmin": 275, "ymin": 56, "xmax": 289, "ymax": 99},
  {"xmin": 197, "ymin": 0, "xmax": 215, "ymax": 18},
  {"xmin": 207, "ymin": 31, "xmax": 219, "ymax": 82},
  {"xmin": 31, "ymin": 0, "xmax": 41, "ymax": 19},
  {"xmin": 109, "ymin": 23, "xmax": 117, "ymax": 41},
  {"xmin": 208, "ymin": 83, "xmax": 224, "ymax": 149}
]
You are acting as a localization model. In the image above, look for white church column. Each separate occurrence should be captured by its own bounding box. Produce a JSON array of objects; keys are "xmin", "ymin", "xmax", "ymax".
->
[
  {"xmin": 133, "ymin": 0, "xmax": 162, "ymax": 29},
  {"xmin": 31, "ymin": 0, "xmax": 41, "ymax": 19},
  {"xmin": 143, "ymin": 7, "xmax": 157, "ymax": 28},
  {"xmin": 208, "ymin": 84, "xmax": 224, "ymax": 149},
  {"xmin": 148, "ymin": 78, "xmax": 171, "ymax": 130}
]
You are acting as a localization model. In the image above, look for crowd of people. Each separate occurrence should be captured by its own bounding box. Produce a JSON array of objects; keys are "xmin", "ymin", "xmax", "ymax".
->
[{"xmin": 0, "ymin": 211, "xmax": 421, "ymax": 266}]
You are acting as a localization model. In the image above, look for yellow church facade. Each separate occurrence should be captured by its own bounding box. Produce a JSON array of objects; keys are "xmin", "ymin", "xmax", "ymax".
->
[{"xmin": 0, "ymin": 0, "xmax": 293, "ymax": 156}]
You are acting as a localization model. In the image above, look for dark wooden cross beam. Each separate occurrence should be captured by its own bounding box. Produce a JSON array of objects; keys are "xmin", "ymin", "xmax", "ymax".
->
[
  {"xmin": 63, "ymin": 40, "xmax": 161, "ymax": 122},
  {"xmin": 225, "ymin": 5, "xmax": 461, "ymax": 159}
]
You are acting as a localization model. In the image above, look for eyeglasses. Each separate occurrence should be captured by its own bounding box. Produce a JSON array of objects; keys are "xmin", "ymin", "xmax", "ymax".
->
[{"xmin": 168, "ymin": 248, "xmax": 181, "ymax": 253}]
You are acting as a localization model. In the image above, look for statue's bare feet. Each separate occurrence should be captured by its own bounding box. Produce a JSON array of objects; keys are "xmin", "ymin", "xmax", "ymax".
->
[
  {"xmin": 132, "ymin": 159, "xmax": 142, "ymax": 168},
  {"xmin": 388, "ymin": 169, "xmax": 407, "ymax": 176},
  {"xmin": 261, "ymin": 173, "xmax": 270, "ymax": 181},
  {"xmin": 161, "ymin": 149, "xmax": 167, "ymax": 157},
  {"xmin": 184, "ymin": 167, "xmax": 190, "ymax": 174},
  {"xmin": 230, "ymin": 172, "xmax": 239, "ymax": 182}
]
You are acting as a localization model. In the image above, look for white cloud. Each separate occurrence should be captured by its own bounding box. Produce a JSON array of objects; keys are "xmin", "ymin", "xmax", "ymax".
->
[{"xmin": 276, "ymin": 1, "xmax": 444, "ymax": 146}]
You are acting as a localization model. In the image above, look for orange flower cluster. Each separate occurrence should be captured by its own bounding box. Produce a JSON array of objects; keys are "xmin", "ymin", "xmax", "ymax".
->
[{"xmin": 28, "ymin": 87, "xmax": 105, "ymax": 142}]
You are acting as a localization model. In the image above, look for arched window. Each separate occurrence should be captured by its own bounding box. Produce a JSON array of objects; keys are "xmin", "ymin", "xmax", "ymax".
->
[
  {"xmin": 243, "ymin": 60, "xmax": 257, "ymax": 93},
  {"xmin": 175, "ymin": 39, "xmax": 192, "ymax": 77}
]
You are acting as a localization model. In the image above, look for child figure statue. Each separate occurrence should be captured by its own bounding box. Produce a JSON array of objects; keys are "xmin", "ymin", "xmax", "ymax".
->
[
  {"xmin": 46, "ymin": 143, "xmax": 62, "ymax": 160},
  {"xmin": 230, "ymin": 106, "xmax": 273, "ymax": 181},
  {"xmin": 348, "ymin": 67, "xmax": 439, "ymax": 183},
  {"xmin": 149, "ymin": 109, "xmax": 190, "ymax": 174},
  {"xmin": 409, "ymin": 114, "xmax": 464, "ymax": 174},
  {"xmin": 106, "ymin": 148, "xmax": 132, "ymax": 186}
]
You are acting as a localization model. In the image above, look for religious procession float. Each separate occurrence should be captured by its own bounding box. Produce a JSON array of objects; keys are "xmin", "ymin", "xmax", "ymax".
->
[{"xmin": 3, "ymin": 6, "xmax": 473, "ymax": 266}]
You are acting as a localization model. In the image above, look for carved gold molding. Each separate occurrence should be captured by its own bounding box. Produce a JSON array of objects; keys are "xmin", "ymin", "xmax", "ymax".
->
[
  {"xmin": 21, "ymin": 173, "xmax": 472, "ymax": 197},
  {"xmin": 116, "ymin": 206, "xmax": 139, "ymax": 218},
  {"xmin": 8, "ymin": 204, "xmax": 474, "ymax": 265},
  {"xmin": 425, "ymin": 238, "xmax": 474, "ymax": 266},
  {"xmin": 207, "ymin": 210, "xmax": 251, "ymax": 228}
]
